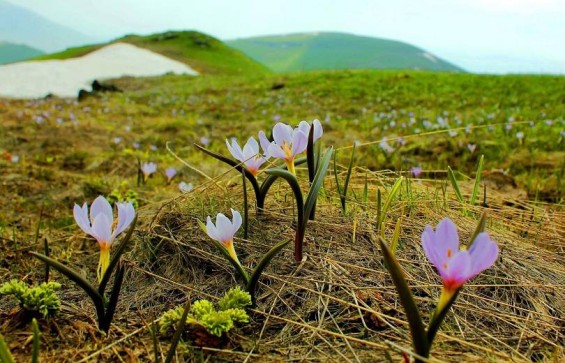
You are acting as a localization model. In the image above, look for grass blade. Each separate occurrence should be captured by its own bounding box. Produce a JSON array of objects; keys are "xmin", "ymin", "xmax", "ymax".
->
[
  {"xmin": 390, "ymin": 217, "xmax": 402, "ymax": 254},
  {"xmin": 378, "ymin": 237, "xmax": 429, "ymax": 358},
  {"xmin": 99, "ymin": 214, "xmax": 137, "ymax": 295},
  {"xmin": 468, "ymin": 211, "xmax": 488, "ymax": 246},
  {"xmin": 307, "ymin": 122, "xmax": 316, "ymax": 184},
  {"xmin": 447, "ymin": 166, "xmax": 464, "ymax": 203},
  {"xmin": 470, "ymin": 155, "xmax": 484, "ymax": 206},
  {"xmin": 377, "ymin": 177, "xmax": 404, "ymax": 233},
  {"xmin": 304, "ymin": 147, "xmax": 333, "ymax": 222},
  {"xmin": 43, "ymin": 238, "xmax": 50, "ymax": 283},
  {"xmin": 164, "ymin": 300, "xmax": 192, "ymax": 363},
  {"xmin": 0, "ymin": 333, "xmax": 15, "ymax": 363},
  {"xmin": 242, "ymin": 168, "xmax": 249, "ymax": 239},
  {"xmin": 31, "ymin": 318, "xmax": 40, "ymax": 363}
]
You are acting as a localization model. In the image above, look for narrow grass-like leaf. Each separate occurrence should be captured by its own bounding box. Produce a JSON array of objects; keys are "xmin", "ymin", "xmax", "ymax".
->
[
  {"xmin": 333, "ymin": 151, "xmax": 343, "ymax": 208},
  {"xmin": 247, "ymin": 239, "xmax": 292, "ymax": 306},
  {"xmin": 164, "ymin": 300, "xmax": 192, "ymax": 363},
  {"xmin": 307, "ymin": 122, "xmax": 316, "ymax": 184},
  {"xmin": 447, "ymin": 166, "xmax": 464, "ymax": 203},
  {"xmin": 241, "ymin": 168, "xmax": 249, "ymax": 239},
  {"xmin": 194, "ymin": 143, "xmax": 261, "ymax": 201},
  {"xmin": 390, "ymin": 217, "xmax": 402, "ymax": 254},
  {"xmin": 99, "ymin": 215, "xmax": 137, "ymax": 295},
  {"xmin": 426, "ymin": 289, "xmax": 461, "ymax": 348},
  {"xmin": 151, "ymin": 318, "xmax": 161, "ymax": 363},
  {"xmin": 31, "ymin": 318, "xmax": 40, "ymax": 363},
  {"xmin": 470, "ymin": 155, "xmax": 484, "ymax": 206},
  {"xmin": 378, "ymin": 237, "xmax": 428, "ymax": 358},
  {"xmin": 304, "ymin": 147, "xmax": 333, "ymax": 222},
  {"xmin": 30, "ymin": 252, "xmax": 105, "ymax": 328},
  {"xmin": 258, "ymin": 157, "xmax": 307, "ymax": 208},
  {"xmin": 377, "ymin": 189, "xmax": 382, "ymax": 231},
  {"xmin": 377, "ymin": 177, "xmax": 404, "ymax": 233},
  {"xmin": 43, "ymin": 238, "xmax": 50, "ymax": 283},
  {"xmin": 363, "ymin": 173, "xmax": 368, "ymax": 204},
  {"xmin": 0, "ymin": 333, "xmax": 14, "ymax": 363},
  {"xmin": 264, "ymin": 169, "xmax": 305, "ymax": 262},
  {"xmin": 468, "ymin": 212, "xmax": 488, "ymax": 246},
  {"xmin": 197, "ymin": 220, "xmax": 250, "ymax": 285},
  {"xmin": 102, "ymin": 262, "xmax": 126, "ymax": 332}
]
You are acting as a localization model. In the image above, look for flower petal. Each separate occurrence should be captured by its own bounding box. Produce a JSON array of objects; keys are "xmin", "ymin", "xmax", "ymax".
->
[
  {"xmin": 91, "ymin": 213, "xmax": 113, "ymax": 245},
  {"xmin": 230, "ymin": 209, "xmax": 242, "ymax": 236},
  {"xmin": 258, "ymin": 131, "xmax": 272, "ymax": 155},
  {"xmin": 206, "ymin": 216, "xmax": 220, "ymax": 241},
  {"xmin": 435, "ymin": 218, "xmax": 460, "ymax": 260},
  {"xmin": 313, "ymin": 119, "xmax": 323, "ymax": 142},
  {"xmin": 268, "ymin": 143, "xmax": 287, "ymax": 159},
  {"xmin": 468, "ymin": 232, "xmax": 499, "ymax": 278},
  {"xmin": 422, "ymin": 225, "xmax": 442, "ymax": 269},
  {"xmin": 272, "ymin": 123, "xmax": 293, "ymax": 145},
  {"xmin": 443, "ymin": 251, "xmax": 473, "ymax": 288},
  {"xmin": 112, "ymin": 202, "xmax": 136, "ymax": 238},
  {"xmin": 215, "ymin": 213, "xmax": 234, "ymax": 242},
  {"xmin": 90, "ymin": 195, "xmax": 113, "ymax": 222},
  {"xmin": 226, "ymin": 138, "xmax": 244, "ymax": 161},
  {"xmin": 73, "ymin": 203, "xmax": 92, "ymax": 235},
  {"xmin": 291, "ymin": 130, "xmax": 308, "ymax": 155}
]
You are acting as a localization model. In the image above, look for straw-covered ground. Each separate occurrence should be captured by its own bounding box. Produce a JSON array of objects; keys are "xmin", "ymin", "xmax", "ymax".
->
[{"xmin": 1, "ymin": 70, "xmax": 564, "ymax": 362}]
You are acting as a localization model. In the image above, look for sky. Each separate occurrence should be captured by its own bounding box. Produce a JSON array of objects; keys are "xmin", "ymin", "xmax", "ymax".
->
[{"xmin": 6, "ymin": 0, "xmax": 565, "ymax": 74}]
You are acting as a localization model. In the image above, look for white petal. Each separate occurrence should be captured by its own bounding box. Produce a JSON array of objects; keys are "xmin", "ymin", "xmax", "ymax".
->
[
  {"xmin": 206, "ymin": 216, "xmax": 220, "ymax": 241},
  {"xmin": 91, "ymin": 213, "xmax": 113, "ymax": 245},
  {"xmin": 272, "ymin": 123, "xmax": 292, "ymax": 145},
  {"xmin": 112, "ymin": 202, "xmax": 136, "ymax": 238},
  {"xmin": 90, "ymin": 195, "xmax": 113, "ymax": 221},
  {"xmin": 215, "ymin": 213, "xmax": 234, "ymax": 242},
  {"xmin": 73, "ymin": 203, "xmax": 92, "ymax": 235},
  {"xmin": 230, "ymin": 209, "xmax": 242, "ymax": 236}
]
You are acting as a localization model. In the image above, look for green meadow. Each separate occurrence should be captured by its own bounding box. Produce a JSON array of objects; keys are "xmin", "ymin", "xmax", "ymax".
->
[{"xmin": 1, "ymin": 39, "xmax": 564, "ymax": 362}]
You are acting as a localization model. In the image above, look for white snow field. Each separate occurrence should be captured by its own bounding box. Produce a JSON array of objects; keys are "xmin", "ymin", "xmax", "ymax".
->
[{"xmin": 0, "ymin": 42, "xmax": 198, "ymax": 99}]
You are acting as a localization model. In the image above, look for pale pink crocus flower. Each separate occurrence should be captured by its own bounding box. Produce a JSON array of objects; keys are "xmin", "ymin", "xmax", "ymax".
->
[
  {"xmin": 206, "ymin": 209, "xmax": 242, "ymax": 265},
  {"xmin": 422, "ymin": 218, "xmax": 498, "ymax": 309},
  {"xmin": 73, "ymin": 196, "xmax": 136, "ymax": 281},
  {"xmin": 141, "ymin": 162, "xmax": 157, "ymax": 182},
  {"xmin": 226, "ymin": 137, "xmax": 269, "ymax": 176},
  {"xmin": 259, "ymin": 121, "xmax": 322, "ymax": 174},
  {"xmin": 467, "ymin": 144, "xmax": 476, "ymax": 153},
  {"xmin": 410, "ymin": 165, "xmax": 422, "ymax": 178}
]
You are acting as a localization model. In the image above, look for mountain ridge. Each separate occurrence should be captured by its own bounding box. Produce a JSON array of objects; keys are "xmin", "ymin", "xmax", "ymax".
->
[{"xmin": 227, "ymin": 32, "xmax": 464, "ymax": 73}]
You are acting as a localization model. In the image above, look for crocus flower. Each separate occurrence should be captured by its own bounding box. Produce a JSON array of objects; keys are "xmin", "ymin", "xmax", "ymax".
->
[
  {"xmin": 206, "ymin": 209, "xmax": 242, "ymax": 265},
  {"xmin": 73, "ymin": 196, "xmax": 136, "ymax": 281},
  {"xmin": 422, "ymin": 218, "xmax": 498, "ymax": 308},
  {"xmin": 141, "ymin": 162, "xmax": 157, "ymax": 181},
  {"xmin": 165, "ymin": 167, "xmax": 177, "ymax": 183},
  {"xmin": 467, "ymin": 144, "xmax": 476, "ymax": 153},
  {"xmin": 178, "ymin": 181, "xmax": 193, "ymax": 193},
  {"xmin": 225, "ymin": 137, "xmax": 269, "ymax": 176},
  {"xmin": 410, "ymin": 165, "xmax": 422, "ymax": 178}
]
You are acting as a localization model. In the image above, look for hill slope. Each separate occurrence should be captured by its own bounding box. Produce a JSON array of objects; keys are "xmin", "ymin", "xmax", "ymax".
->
[
  {"xmin": 0, "ymin": 41, "xmax": 44, "ymax": 64},
  {"xmin": 227, "ymin": 32, "xmax": 463, "ymax": 73},
  {"xmin": 36, "ymin": 31, "xmax": 270, "ymax": 76},
  {"xmin": 0, "ymin": 0, "xmax": 96, "ymax": 52}
]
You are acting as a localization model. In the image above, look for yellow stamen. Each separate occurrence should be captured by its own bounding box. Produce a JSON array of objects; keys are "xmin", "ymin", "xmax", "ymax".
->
[{"xmin": 97, "ymin": 243, "xmax": 111, "ymax": 282}]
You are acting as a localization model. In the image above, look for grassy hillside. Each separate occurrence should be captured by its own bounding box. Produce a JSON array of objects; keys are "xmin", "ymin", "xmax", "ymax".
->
[
  {"xmin": 227, "ymin": 32, "xmax": 463, "ymax": 73},
  {"xmin": 0, "ymin": 41, "xmax": 44, "ymax": 64},
  {"xmin": 35, "ymin": 31, "xmax": 271, "ymax": 76},
  {"xmin": 1, "ymin": 70, "xmax": 563, "ymax": 362}
]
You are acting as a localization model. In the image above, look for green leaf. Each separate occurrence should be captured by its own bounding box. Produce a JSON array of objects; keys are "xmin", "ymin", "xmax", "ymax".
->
[
  {"xmin": 164, "ymin": 300, "xmax": 192, "ymax": 363},
  {"xmin": 102, "ymin": 262, "xmax": 126, "ymax": 333},
  {"xmin": 43, "ymin": 238, "xmax": 50, "ymax": 283},
  {"xmin": 447, "ymin": 166, "xmax": 464, "ymax": 204},
  {"xmin": 377, "ymin": 237, "xmax": 429, "ymax": 358},
  {"xmin": 29, "ymin": 252, "xmax": 106, "ymax": 329},
  {"xmin": 468, "ymin": 211, "xmax": 488, "ymax": 246},
  {"xmin": 264, "ymin": 168, "xmax": 305, "ymax": 262},
  {"xmin": 31, "ymin": 318, "xmax": 40, "ymax": 363},
  {"xmin": 241, "ymin": 168, "xmax": 249, "ymax": 239},
  {"xmin": 0, "ymin": 333, "xmax": 15, "ymax": 363},
  {"xmin": 341, "ymin": 144, "xmax": 356, "ymax": 213},
  {"xmin": 304, "ymin": 147, "xmax": 333, "ymax": 224},
  {"xmin": 259, "ymin": 157, "xmax": 307, "ymax": 208},
  {"xmin": 470, "ymin": 155, "xmax": 485, "ymax": 206},
  {"xmin": 377, "ymin": 176, "xmax": 404, "ymax": 231},
  {"xmin": 307, "ymin": 122, "xmax": 316, "ymax": 184},
  {"xmin": 99, "ymin": 214, "xmax": 137, "ymax": 295},
  {"xmin": 426, "ymin": 289, "xmax": 461, "ymax": 348},
  {"xmin": 390, "ymin": 217, "xmax": 402, "ymax": 254},
  {"xmin": 247, "ymin": 239, "xmax": 292, "ymax": 306}
]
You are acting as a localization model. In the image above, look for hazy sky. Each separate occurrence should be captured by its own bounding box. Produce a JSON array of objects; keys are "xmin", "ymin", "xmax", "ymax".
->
[{"xmin": 6, "ymin": 0, "xmax": 565, "ymax": 73}]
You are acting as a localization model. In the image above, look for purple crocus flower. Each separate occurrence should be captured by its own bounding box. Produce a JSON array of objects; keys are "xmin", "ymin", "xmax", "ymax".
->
[
  {"xmin": 422, "ymin": 218, "xmax": 498, "ymax": 293},
  {"xmin": 178, "ymin": 181, "xmax": 193, "ymax": 193},
  {"xmin": 206, "ymin": 209, "xmax": 242, "ymax": 265},
  {"xmin": 467, "ymin": 144, "xmax": 476, "ymax": 153},
  {"xmin": 410, "ymin": 165, "xmax": 422, "ymax": 178},
  {"xmin": 73, "ymin": 196, "xmax": 136, "ymax": 281},
  {"xmin": 226, "ymin": 137, "xmax": 269, "ymax": 176},
  {"xmin": 165, "ymin": 167, "xmax": 177, "ymax": 182}
]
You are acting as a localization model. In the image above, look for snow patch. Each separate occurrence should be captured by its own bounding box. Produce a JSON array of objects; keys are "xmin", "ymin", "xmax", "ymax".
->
[{"xmin": 0, "ymin": 42, "xmax": 198, "ymax": 99}]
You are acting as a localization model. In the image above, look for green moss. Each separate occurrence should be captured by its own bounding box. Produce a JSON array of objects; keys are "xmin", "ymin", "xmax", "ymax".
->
[{"xmin": 0, "ymin": 280, "xmax": 61, "ymax": 319}]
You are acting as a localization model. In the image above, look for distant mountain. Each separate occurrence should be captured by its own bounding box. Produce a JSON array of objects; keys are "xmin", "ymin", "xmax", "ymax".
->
[
  {"xmin": 0, "ymin": 41, "xmax": 44, "ymax": 64},
  {"xmin": 0, "ymin": 1, "xmax": 95, "ymax": 52},
  {"xmin": 227, "ymin": 32, "xmax": 463, "ymax": 73},
  {"xmin": 36, "ymin": 31, "xmax": 270, "ymax": 76}
]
